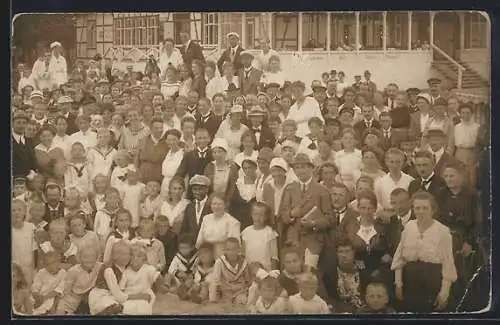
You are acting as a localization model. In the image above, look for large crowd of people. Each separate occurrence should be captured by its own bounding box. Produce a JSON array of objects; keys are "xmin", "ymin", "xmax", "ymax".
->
[{"xmin": 11, "ymin": 31, "xmax": 488, "ymax": 315}]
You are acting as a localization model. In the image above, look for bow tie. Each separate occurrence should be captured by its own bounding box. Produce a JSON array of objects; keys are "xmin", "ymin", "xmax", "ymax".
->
[
  {"xmin": 308, "ymin": 142, "xmax": 317, "ymax": 150},
  {"xmin": 198, "ymin": 150, "xmax": 207, "ymax": 158},
  {"xmin": 256, "ymin": 268, "xmax": 280, "ymax": 280},
  {"xmin": 118, "ymin": 174, "xmax": 127, "ymax": 182},
  {"xmin": 253, "ymin": 128, "xmax": 261, "ymax": 133}
]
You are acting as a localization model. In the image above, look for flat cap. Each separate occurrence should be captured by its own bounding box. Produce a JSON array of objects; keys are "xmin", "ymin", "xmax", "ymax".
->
[{"xmin": 189, "ymin": 174, "xmax": 210, "ymax": 187}]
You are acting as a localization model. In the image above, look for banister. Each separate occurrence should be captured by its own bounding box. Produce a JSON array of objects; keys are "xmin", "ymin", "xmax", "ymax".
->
[{"xmin": 431, "ymin": 43, "xmax": 465, "ymax": 89}]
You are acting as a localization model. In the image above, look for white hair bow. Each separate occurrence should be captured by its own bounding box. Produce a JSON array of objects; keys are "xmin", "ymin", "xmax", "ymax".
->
[
  {"xmin": 256, "ymin": 268, "xmax": 280, "ymax": 280},
  {"xmin": 26, "ymin": 170, "xmax": 38, "ymax": 181}
]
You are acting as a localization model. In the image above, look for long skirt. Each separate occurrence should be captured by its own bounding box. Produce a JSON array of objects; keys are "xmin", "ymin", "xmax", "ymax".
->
[
  {"xmin": 402, "ymin": 261, "xmax": 442, "ymax": 313},
  {"xmin": 455, "ymin": 148, "xmax": 477, "ymax": 190}
]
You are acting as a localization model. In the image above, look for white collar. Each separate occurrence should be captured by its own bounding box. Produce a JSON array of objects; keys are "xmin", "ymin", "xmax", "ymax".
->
[
  {"xmin": 430, "ymin": 147, "xmax": 444, "ymax": 157},
  {"xmin": 299, "ymin": 177, "xmax": 313, "ymax": 188},
  {"xmin": 151, "ymin": 134, "xmax": 161, "ymax": 144},
  {"xmin": 48, "ymin": 203, "xmax": 60, "ymax": 211},
  {"xmin": 230, "ymin": 45, "xmax": 239, "ymax": 51},
  {"xmin": 13, "ymin": 132, "xmax": 24, "ymax": 142},
  {"xmin": 35, "ymin": 143, "xmax": 57, "ymax": 153},
  {"xmin": 399, "ymin": 210, "xmax": 412, "ymax": 226},
  {"xmin": 196, "ymin": 196, "xmax": 208, "ymax": 206}
]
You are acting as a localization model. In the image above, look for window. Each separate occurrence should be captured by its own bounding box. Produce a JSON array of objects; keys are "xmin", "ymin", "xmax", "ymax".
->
[
  {"xmin": 245, "ymin": 13, "xmax": 271, "ymax": 49},
  {"xmin": 302, "ymin": 13, "xmax": 327, "ymax": 50},
  {"xmin": 273, "ymin": 13, "xmax": 298, "ymax": 51},
  {"xmin": 202, "ymin": 13, "xmax": 218, "ymax": 46},
  {"xmin": 411, "ymin": 12, "xmax": 430, "ymax": 49},
  {"xmin": 465, "ymin": 12, "xmax": 487, "ymax": 49},
  {"xmin": 219, "ymin": 13, "xmax": 243, "ymax": 48},
  {"xmin": 387, "ymin": 12, "xmax": 409, "ymax": 50},
  {"xmin": 87, "ymin": 19, "xmax": 97, "ymax": 49},
  {"xmin": 330, "ymin": 13, "xmax": 356, "ymax": 50},
  {"xmin": 113, "ymin": 14, "xmax": 159, "ymax": 47},
  {"xmin": 359, "ymin": 12, "xmax": 383, "ymax": 50},
  {"xmin": 174, "ymin": 13, "xmax": 191, "ymax": 45}
]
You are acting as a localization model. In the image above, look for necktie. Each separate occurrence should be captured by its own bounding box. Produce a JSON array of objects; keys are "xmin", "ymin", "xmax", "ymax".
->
[
  {"xmin": 301, "ymin": 183, "xmax": 307, "ymax": 194},
  {"xmin": 433, "ymin": 153, "xmax": 437, "ymax": 163},
  {"xmin": 335, "ymin": 211, "xmax": 340, "ymax": 226},
  {"xmin": 196, "ymin": 200, "xmax": 201, "ymax": 218},
  {"xmin": 308, "ymin": 141, "xmax": 317, "ymax": 150},
  {"xmin": 231, "ymin": 49, "xmax": 235, "ymax": 58},
  {"xmin": 391, "ymin": 100, "xmax": 394, "ymax": 109},
  {"xmin": 199, "ymin": 150, "xmax": 206, "ymax": 159}
]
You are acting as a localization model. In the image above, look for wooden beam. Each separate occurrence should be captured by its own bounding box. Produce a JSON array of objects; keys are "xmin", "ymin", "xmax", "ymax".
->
[
  {"xmin": 408, "ymin": 11, "xmax": 412, "ymax": 50},
  {"xmin": 298, "ymin": 12, "xmax": 303, "ymax": 53}
]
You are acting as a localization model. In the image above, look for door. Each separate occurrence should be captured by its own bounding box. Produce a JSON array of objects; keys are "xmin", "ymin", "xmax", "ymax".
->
[{"xmin": 433, "ymin": 12, "xmax": 460, "ymax": 60}]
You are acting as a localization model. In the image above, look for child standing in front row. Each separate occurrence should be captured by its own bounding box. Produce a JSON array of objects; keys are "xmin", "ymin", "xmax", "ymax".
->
[
  {"xmin": 279, "ymin": 246, "xmax": 306, "ymax": 297},
  {"xmin": 68, "ymin": 212, "xmax": 100, "ymax": 262},
  {"xmin": 120, "ymin": 164, "xmax": 146, "ymax": 230},
  {"xmin": 155, "ymin": 214, "xmax": 178, "ymax": 273},
  {"xmin": 287, "ymin": 273, "xmax": 330, "ymax": 314},
  {"xmin": 12, "ymin": 199, "xmax": 37, "ymax": 285},
  {"xmin": 131, "ymin": 218, "xmax": 166, "ymax": 272},
  {"xmin": 209, "ymin": 237, "xmax": 250, "ymax": 305},
  {"xmin": 241, "ymin": 202, "xmax": 279, "ymax": 271}
]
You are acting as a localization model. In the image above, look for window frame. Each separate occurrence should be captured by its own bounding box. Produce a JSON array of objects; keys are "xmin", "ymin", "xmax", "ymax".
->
[{"xmin": 113, "ymin": 14, "xmax": 160, "ymax": 48}]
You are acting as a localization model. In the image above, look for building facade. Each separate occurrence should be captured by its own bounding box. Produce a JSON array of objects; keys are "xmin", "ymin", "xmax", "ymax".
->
[{"xmin": 73, "ymin": 11, "xmax": 490, "ymax": 94}]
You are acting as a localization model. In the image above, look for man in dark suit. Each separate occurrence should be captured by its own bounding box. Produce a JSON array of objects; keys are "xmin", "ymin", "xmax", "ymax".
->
[
  {"xmin": 176, "ymin": 128, "xmax": 213, "ymax": 181},
  {"xmin": 179, "ymin": 31, "xmax": 205, "ymax": 71},
  {"xmin": 426, "ymin": 129, "xmax": 455, "ymax": 176},
  {"xmin": 180, "ymin": 175, "xmax": 212, "ymax": 240},
  {"xmin": 384, "ymin": 83, "xmax": 399, "ymax": 109},
  {"xmin": 238, "ymin": 51, "xmax": 262, "ymax": 95},
  {"xmin": 12, "ymin": 110, "xmax": 37, "ymax": 178},
  {"xmin": 195, "ymin": 98, "xmax": 221, "ymax": 139},
  {"xmin": 56, "ymin": 95, "xmax": 79, "ymax": 134},
  {"xmin": 44, "ymin": 182, "xmax": 65, "ymax": 224},
  {"xmin": 353, "ymin": 105, "xmax": 381, "ymax": 141},
  {"xmin": 247, "ymin": 106, "xmax": 275, "ymax": 150},
  {"xmin": 409, "ymin": 150, "xmax": 447, "ymax": 198},
  {"xmin": 379, "ymin": 112, "xmax": 397, "ymax": 151},
  {"xmin": 217, "ymin": 32, "xmax": 244, "ymax": 76}
]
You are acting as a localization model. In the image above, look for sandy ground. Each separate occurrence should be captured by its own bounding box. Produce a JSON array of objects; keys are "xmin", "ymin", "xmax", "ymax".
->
[{"xmin": 152, "ymin": 293, "xmax": 250, "ymax": 315}]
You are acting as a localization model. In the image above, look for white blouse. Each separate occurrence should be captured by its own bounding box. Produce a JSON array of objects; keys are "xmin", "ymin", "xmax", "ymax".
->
[
  {"xmin": 159, "ymin": 199, "xmax": 190, "ymax": 227},
  {"xmin": 161, "ymin": 149, "xmax": 184, "ymax": 178},
  {"xmin": 391, "ymin": 219, "xmax": 457, "ymax": 282},
  {"xmin": 454, "ymin": 121, "xmax": 480, "ymax": 149},
  {"xmin": 195, "ymin": 213, "xmax": 241, "ymax": 247},
  {"xmin": 288, "ymin": 97, "xmax": 324, "ymax": 138}
]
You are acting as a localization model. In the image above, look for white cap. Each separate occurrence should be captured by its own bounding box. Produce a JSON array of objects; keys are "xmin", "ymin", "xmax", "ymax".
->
[
  {"xmin": 29, "ymin": 90, "xmax": 44, "ymax": 100},
  {"xmin": 57, "ymin": 95, "xmax": 73, "ymax": 104},
  {"xmin": 416, "ymin": 92, "xmax": 432, "ymax": 104},
  {"xmin": 50, "ymin": 41, "xmax": 62, "ymax": 49},
  {"xmin": 226, "ymin": 32, "xmax": 240, "ymax": 39},
  {"xmin": 211, "ymin": 138, "xmax": 229, "ymax": 153},
  {"xmin": 270, "ymin": 157, "xmax": 289, "ymax": 172}
]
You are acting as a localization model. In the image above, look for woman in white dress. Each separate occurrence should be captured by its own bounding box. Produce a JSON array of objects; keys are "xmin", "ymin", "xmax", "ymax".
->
[
  {"xmin": 336, "ymin": 71, "xmax": 348, "ymax": 98},
  {"xmin": 53, "ymin": 116, "xmax": 72, "ymax": 159},
  {"xmin": 158, "ymin": 38, "xmax": 183, "ymax": 76},
  {"xmin": 159, "ymin": 176, "xmax": 190, "ymax": 234},
  {"xmin": 160, "ymin": 129, "xmax": 185, "ymax": 199},
  {"xmin": 214, "ymin": 104, "xmax": 249, "ymax": 161},
  {"xmin": 260, "ymin": 55, "xmax": 285, "ymax": 88},
  {"xmin": 205, "ymin": 60, "xmax": 225, "ymax": 102},
  {"xmin": 220, "ymin": 61, "xmax": 240, "ymax": 94}
]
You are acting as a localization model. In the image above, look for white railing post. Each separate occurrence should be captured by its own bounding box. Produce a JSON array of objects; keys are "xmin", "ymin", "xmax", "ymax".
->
[
  {"xmin": 241, "ymin": 12, "xmax": 247, "ymax": 49},
  {"xmin": 408, "ymin": 11, "xmax": 412, "ymax": 50},
  {"xmin": 217, "ymin": 13, "xmax": 223, "ymax": 51},
  {"xmin": 268, "ymin": 12, "xmax": 273, "ymax": 48}
]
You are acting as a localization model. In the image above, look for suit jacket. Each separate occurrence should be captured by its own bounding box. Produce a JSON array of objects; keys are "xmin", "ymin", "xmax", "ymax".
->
[
  {"xmin": 66, "ymin": 113, "xmax": 79, "ymax": 135},
  {"xmin": 217, "ymin": 46, "xmax": 244, "ymax": 75},
  {"xmin": 238, "ymin": 67, "xmax": 262, "ymax": 95},
  {"xmin": 279, "ymin": 180, "xmax": 333, "ymax": 248},
  {"xmin": 203, "ymin": 161, "xmax": 238, "ymax": 203},
  {"xmin": 180, "ymin": 198, "xmax": 212, "ymax": 240},
  {"xmin": 44, "ymin": 203, "xmax": 65, "ymax": 224},
  {"xmin": 12, "ymin": 136, "xmax": 38, "ymax": 178},
  {"xmin": 353, "ymin": 119, "xmax": 381, "ymax": 141},
  {"xmin": 191, "ymin": 75, "xmax": 207, "ymax": 98},
  {"xmin": 195, "ymin": 112, "xmax": 222, "ymax": 140},
  {"xmin": 176, "ymin": 149, "xmax": 213, "ymax": 181},
  {"xmin": 379, "ymin": 129, "xmax": 398, "ymax": 151},
  {"xmin": 250, "ymin": 125, "xmax": 276, "ymax": 150},
  {"xmin": 435, "ymin": 152, "xmax": 455, "ymax": 176},
  {"xmin": 385, "ymin": 213, "xmax": 415, "ymax": 256},
  {"xmin": 408, "ymin": 173, "xmax": 447, "ymax": 198},
  {"xmin": 390, "ymin": 106, "xmax": 411, "ymax": 129},
  {"xmin": 180, "ymin": 41, "xmax": 205, "ymax": 69}
]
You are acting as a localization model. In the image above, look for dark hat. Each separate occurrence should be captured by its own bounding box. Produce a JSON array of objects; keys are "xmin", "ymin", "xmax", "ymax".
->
[
  {"xmin": 291, "ymin": 80, "xmax": 305, "ymax": 90},
  {"xmin": 406, "ymin": 87, "xmax": 421, "ymax": 95},
  {"xmin": 257, "ymin": 147, "xmax": 274, "ymax": 162},
  {"xmin": 433, "ymin": 97, "xmax": 448, "ymax": 107},
  {"xmin": 427, "ymin": 77, "xmax": 441, "ymax": 85},
  {"xmin": 281, "ymin": 81, "xmax": 292, "ymax": 91},
  {"xmin": 266, "ymin": 82, "xmax": 281, "ymax": 89},
  {"xmin": 330, "ymin": 69, "xmax": 337, "ymax": 74},
  {"xmin": 339, "ymin": 106, "xmax": 355, "ymax": 116},
  {"xmin": 364, "ymin": 70, "xmax": 371, "ymax": 75},
  {"xmin": 426, "ymin": 128, "xmax": 446, "ymax": 138},
  {"xmin": 292, "ymin": 153, "xmax": 314, "ymax": 167}
]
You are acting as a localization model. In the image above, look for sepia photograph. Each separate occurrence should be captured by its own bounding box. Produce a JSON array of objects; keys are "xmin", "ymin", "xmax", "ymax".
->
[{"xmin": 11, "ymin": 11, "xmax": 491, "ymax": 316}]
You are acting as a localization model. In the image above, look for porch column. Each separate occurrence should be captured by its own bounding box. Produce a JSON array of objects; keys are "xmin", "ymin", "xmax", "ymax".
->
[
  {"xmin": 408, "ymin": 11, "xmax": 412, "ymax": 50},
  {"xmin": 241, "ymin": 12, "xmax": 247, "ymax": 49},
  {"xmin": 483, "ymin": 12, "xmax": 491, "ymax": 50},
  {"xmin": 217, "ymin": 13, "xmax": 223, "ymax": 51},
  {"xmin": 459, "ymin": 12, "xmax": 465, "ymax": 59},
  {"xmin": 382, "ymin": 11, "xmax": 387, "ymax": 52},
  {"xmin": 326, "ymin": 12, "xmax": 331, "ymax": 51},
  {"xmin": 298, "ymin": 12, "xmax": 303, "ymax": 53},
  {"xmin": 268, "ymin": 12, "xmax": 273, "ymax": 47},
  {"xmin": 355, "ymin": 12, "xmax": 360, "ymax": 53},
  {"xmin": 430, "ymin": 11, "xmax": 435, "ymax": 46}
]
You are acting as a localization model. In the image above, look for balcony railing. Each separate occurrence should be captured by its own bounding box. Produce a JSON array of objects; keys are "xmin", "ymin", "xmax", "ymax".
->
[{"xmin": 432, "ymin": 43, "xmax": 466, "ymax": 89}]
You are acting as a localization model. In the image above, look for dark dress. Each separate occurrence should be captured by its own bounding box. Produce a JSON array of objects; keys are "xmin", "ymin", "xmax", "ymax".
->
[{"xmin": 156, "ymin": 230, "xmax": 178, "ymax": 274}]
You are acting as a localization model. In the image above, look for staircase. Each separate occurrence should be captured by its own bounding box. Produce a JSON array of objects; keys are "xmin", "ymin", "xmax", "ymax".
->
[{"xmin": 431, "ymin": 60, "xmax": 489, "ymax": 89}]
